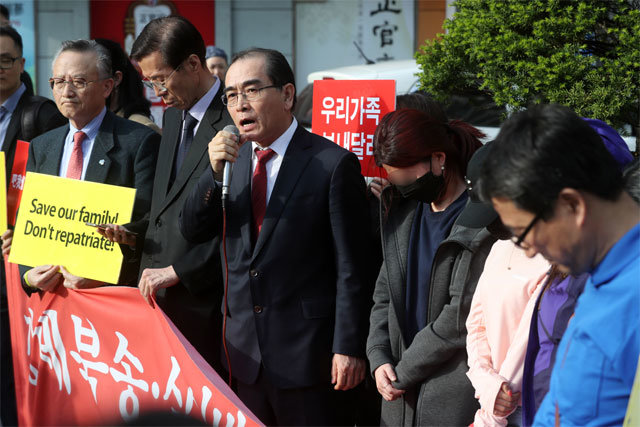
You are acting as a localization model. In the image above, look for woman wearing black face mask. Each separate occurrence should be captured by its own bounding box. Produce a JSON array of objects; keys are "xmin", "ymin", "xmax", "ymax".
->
[{"xmin": 366, "ymin": 108, "xmax": 496, "ymax": 426}]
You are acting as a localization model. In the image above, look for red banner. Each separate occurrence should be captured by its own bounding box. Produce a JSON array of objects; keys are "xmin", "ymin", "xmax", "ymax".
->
[
  {"xmin": 5, "ymin": 259, "xmax": 262, "ymax": 426},
  {"xmin": 7, "ymin": 140, "xmax": 29, "ymax": 226},
  {"xmin": 311, "ymin": 80, "xmax": 395, "ymax": 177}
]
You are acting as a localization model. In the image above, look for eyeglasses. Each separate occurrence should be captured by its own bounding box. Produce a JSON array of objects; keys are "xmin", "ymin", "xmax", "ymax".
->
[
  {"xmin": 48, "ymin": 77, "xmax": 107, "ymax": 92},
  {"xmin": 221, "ymin": 85, "xmax": 281, "ymax": 106},
  {"xmin": 511, "ymin": 211, "xmax": 543, "ymax": 248},
  {"xmin": 142, "ymin": 63, "xmax": 182, "ymax": 93},
  {"xmin": 0, "ymin": 56, "xmax": 21, "ymax": 70}
]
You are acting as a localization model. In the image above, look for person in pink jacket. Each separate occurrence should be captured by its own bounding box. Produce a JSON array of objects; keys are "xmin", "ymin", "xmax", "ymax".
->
[
  {"xmin": 466, "ymin": 238, "xmax": 549, "ymax": 426},
  {"xmin": 463, "ymin": 142, "xmax": 550, "ymax": 426}
]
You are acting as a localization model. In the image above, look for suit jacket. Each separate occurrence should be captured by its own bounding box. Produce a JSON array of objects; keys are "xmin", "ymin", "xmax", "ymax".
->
[
  {"xmin": 179, "ymin": 124, "xmax": 371, "ymax": 389},
  {"xmin": 19, "ymin": 111, "xmax": 160, "ymax": 287},
  {"xmin": 26, "ymin": 110, "xmax": 159, "ymax": 221},
  {"xmin": 126, "ymin": 86, "xmax": 233, "ymax": 370},
  {"xmin": 1, "ymin": 92, "xmax": 65, "ymax": 186}
]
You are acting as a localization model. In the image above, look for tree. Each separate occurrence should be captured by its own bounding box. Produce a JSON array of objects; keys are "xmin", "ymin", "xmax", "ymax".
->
[{"xmin": 416, "ymin": 0, "xmax": 640, "ymax": 132}]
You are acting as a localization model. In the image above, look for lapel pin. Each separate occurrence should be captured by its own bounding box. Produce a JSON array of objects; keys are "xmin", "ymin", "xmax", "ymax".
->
[{"xmin": 99, "ymin": 159, "xmax": 105, "ymax": 166}]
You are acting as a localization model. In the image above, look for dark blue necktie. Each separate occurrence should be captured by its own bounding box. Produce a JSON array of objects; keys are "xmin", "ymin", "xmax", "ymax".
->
[{"xmin": 174, "ymin": 112, "xmax": 198, "ymax": 176}]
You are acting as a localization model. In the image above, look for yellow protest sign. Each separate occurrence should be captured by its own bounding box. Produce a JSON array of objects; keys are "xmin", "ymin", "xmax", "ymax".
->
[
  {"xmin": 624, "ymin": 357, "xmax": 640, "ymax": 426},
  {"xmin": 0, "ymin": 152, "xmax": 7, "ymax": 234},
  {"xmin": 9, "ymin": 172, "xmax": 136, "ymax": 284}
]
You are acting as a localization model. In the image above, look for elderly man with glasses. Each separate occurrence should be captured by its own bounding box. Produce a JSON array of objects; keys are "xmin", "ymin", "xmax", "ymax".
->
[
  {"xmin": 100, "ymin": 16, "xmax": 233, "ymax": 377},
  {"xmin": 178, "ymin": 47, "xmax": 371, "ymax": 426},
  {"xmin": 476, "ymin": 104, "xmax": 639, "ymax": 426},
  {"xmin": 17, "ymin": 39, "xmax": 159, "ymax": 293}
]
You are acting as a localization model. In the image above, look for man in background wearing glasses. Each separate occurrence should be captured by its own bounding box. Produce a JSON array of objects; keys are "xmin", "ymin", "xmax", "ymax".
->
[
  {"xmin": 101, "ymin": 16, "xmax": 233, "ymax": 377},
  {"xmin": 476, "ymin": 104, "xmax": 639, "ymax": 426},
  {"xmin": 18, "ymin": 39, "xmax": 159, "ymax": 294},
  {"xmin": 179, "ymin": 47, "xmax": 371, "ymax": 426}
]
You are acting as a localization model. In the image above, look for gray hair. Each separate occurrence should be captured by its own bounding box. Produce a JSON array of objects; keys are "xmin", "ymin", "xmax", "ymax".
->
[
  {"xmin": 52, "ymin": 39, "xmax": 112, "ymax": 78},
  {"xmin": 624, "ymin": 158, "xmax": 640, "ymax": 204}
]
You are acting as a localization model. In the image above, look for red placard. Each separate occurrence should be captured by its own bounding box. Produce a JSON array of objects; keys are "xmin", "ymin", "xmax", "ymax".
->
[
  {"xmin": 311, "ymin": 80, "xmax": 395, "ymax": 178},
  {"xmin": 5, "ymin": 259, "xmax": 262, "ymax": 426},
  {"xmin": 7, "ymin": 140, "xmax": 29, "ymax": 226}
]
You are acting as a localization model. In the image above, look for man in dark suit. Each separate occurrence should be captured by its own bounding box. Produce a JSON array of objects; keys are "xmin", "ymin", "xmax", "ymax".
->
[
  {"xmin": 0, "ymin": 24, "xmax": 65, "ymax": 427},
  {"xmin": 20, "ymin": 39, "xmax": 159, "ymax": 292},
  {"xmin": 101, "ymin": 16, "xmax": 232, "ymax": 374},
  {"xmin": 179, "ymin": 48, "xmax": 371, "ymax": 426}
]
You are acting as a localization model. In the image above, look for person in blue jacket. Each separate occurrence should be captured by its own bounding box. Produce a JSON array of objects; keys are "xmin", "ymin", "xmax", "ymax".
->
[{"xmin": 477, "ymin": 104, "xmax": 639, "ymax": 426}]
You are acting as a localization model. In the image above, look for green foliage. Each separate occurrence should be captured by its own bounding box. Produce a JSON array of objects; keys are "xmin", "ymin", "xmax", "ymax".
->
[{"xmin": 416, "ymin": 0, "xmax": 640, "ymax": 130}]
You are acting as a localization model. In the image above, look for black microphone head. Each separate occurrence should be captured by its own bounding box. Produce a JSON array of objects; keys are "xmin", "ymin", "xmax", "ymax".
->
[{"xmin": 223, "ymin": 124, "xmax": 239, "ymax": 137}]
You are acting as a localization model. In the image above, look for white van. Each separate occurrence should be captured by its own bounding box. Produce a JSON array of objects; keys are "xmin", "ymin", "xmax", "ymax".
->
[{"xmin": 306, "ymin": 59, "xmax": 420, "ymax": 95}]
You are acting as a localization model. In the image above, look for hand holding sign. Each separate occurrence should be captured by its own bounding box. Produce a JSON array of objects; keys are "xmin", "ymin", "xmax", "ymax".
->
[
  {"xmin": 59, "ymin": 266, "xmax": 102, "ymax": 290},
  {"xmin": 2, "ymin": 229, "xmax": 13, "ymax": 257},
  {"xmin": 369, "ymin": 177, "xmax": 390, "ymax": 200},
  {"xmin": 10, "ymin": 173, "xmax": 136, "ymax": 284},
  {"xmin": 26, "ymin": 265, "xmax": 62, "ymax": 292},
  {"xmin": 311, "ymin": 80, "xmax": 395, "ymax": 178}
]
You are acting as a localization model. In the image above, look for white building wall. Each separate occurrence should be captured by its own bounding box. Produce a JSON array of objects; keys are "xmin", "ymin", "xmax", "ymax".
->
[{"xmin": 35, "ymin": 0, "xmax": 90, "ymax": 96}]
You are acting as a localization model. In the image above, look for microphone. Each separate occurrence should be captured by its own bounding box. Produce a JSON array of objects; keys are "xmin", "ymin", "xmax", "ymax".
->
[{"xmin": 222, "ymin": 124, "xmax": 239, "ymax": 205}]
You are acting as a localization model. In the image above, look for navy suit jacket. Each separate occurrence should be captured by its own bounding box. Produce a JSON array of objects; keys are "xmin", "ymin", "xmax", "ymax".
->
[{"xmin": 180, "ymin": 124, "xmax": 371, "ymax": 388}]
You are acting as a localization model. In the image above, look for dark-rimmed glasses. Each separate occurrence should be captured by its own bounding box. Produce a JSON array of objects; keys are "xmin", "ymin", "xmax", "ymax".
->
[
  {"xmin": 0, "ymin": 56, "xmax": 21, "ymax": 70},
  {"xmin": 511, "ymin": 211, "xmax": 543, "ymax": 248},
  {"xmin": 221, "ymin": 85, "xmax": 281, "ymax": 106}
]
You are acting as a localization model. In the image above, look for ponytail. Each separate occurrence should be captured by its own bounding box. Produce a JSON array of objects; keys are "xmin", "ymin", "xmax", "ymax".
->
[{"xmin": 446, "ymin": 119, "xmax": 485, "ymax": 177}]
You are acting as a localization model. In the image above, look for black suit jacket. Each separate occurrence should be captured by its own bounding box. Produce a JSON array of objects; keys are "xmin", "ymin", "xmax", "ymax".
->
[
  {"xmin": 19, "ymin": 111, "xmax": 160, "ymax": 286},
  {"xmin": 26, "ymin": 110, "xmax": 159, "ymax": 221},
  {"xmin": 180, "ymin": 124, "xmax": 371, "ymax": 388},
  {"xmin": 1, "ymin": 92, "xmax": 65, "ymax": 186},
  {"xmin": 126, "ymin": 86, "xmax": 233, "ymax": 370}
]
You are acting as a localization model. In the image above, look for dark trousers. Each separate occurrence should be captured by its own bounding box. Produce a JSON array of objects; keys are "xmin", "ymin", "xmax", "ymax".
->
[{"xmin": 236, "ymin": 366, "xmax": 357, "ymax": 426}]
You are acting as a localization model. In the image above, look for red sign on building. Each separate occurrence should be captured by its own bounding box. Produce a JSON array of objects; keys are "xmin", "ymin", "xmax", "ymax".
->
[
  {"xmin": 90, "ymin": 0, "xmax": 216, "ymax": 126},
  {"xmin": 311, "ymin": 80, "xmax": 395, "ymax": 178}
]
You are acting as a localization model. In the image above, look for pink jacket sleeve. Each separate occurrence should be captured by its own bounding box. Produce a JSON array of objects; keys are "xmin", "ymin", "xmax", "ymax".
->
[
  {"xmin": 466, "ymin": 278, "xmax": 509, "ymax": 426},
  {"xmin": 466, "ymin": 240, "xmax": 549, "ymax": 427}
]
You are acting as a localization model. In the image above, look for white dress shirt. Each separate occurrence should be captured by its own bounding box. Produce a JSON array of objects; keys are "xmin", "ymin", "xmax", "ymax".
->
[{"xmin": 187, "ymin": 76, "xmax": 221, "ymax": 135}]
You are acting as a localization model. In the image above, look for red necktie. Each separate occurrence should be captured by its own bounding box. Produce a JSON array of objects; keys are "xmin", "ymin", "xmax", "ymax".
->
[
  {"xmin": 251, "ymin": 148, "xmax": 276, "ymax": 244},
  {"xmin": 66, "ymin": 131, "xmax": 86, "ymax": 180}
]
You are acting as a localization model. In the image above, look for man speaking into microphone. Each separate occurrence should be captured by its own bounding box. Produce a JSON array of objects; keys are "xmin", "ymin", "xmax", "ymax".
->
[{"xmin": 180, "ymin": 47, "xmax": 371, "ymax": 426}]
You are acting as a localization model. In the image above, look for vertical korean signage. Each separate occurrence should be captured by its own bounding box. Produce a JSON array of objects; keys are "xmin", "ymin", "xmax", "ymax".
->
[
  {"xmin": 358, "ymin": 0, "xmax": 415, "ymax": 62},
  {"xmin": 312, "ymin": 80, "xmax": 395, "ymax": 178}
]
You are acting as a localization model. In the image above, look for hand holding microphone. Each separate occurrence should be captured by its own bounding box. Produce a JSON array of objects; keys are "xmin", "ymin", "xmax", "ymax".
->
[{"xmin": 207, "ymin": 124, "xmax": 241, "ymax": 176}]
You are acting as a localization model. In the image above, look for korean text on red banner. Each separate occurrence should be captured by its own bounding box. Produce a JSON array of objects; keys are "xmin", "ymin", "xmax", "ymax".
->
[{"xmin": 311, "ymin": 79, "xmax": 395, "ymax": 177}]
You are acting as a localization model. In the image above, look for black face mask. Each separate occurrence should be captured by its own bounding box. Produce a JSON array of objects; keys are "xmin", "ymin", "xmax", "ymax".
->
[{"xmin": 395, "ymin": 171, "xmax": 445, "ymax": 203}]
